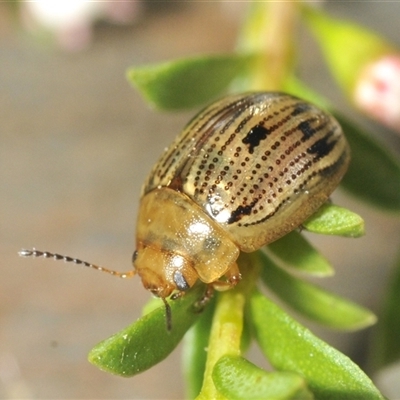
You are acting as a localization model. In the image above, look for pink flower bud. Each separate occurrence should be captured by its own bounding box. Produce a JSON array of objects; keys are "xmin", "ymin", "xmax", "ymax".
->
[
  {"xmin": 354, "ymin": 56, "xmax": 400, "ymax": 132},
  {"xmin": 303, "ymin": 6, "xmax": 400, "ymax": 132}
]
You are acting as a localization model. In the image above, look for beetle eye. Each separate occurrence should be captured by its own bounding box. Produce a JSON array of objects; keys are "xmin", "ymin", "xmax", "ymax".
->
[
  {"xmin": 132, "ymin": 250, "xmax": 138, "ymax": 264},
  {"xmin": 173, "ymin": 270, "xmax": 190, "ymax": 291}
]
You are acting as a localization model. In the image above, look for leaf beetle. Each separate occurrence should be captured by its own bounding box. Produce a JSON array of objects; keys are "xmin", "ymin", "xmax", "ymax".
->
[{"xmin": 20, "ymin": 92, "xmax": 350, "ymax": 329}]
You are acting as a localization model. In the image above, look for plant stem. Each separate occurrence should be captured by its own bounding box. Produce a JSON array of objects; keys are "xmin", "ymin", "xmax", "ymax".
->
[
  {"xmin": 195, "ymin": 254, "xmax": 261, "ymax": 399},
  {"xmin": 196, "ymin": 290, "xmax": 245, "ymax": 400},
  {"xmin": 238, "ymin": 2, "xmax": 299, "ymax": 91}
]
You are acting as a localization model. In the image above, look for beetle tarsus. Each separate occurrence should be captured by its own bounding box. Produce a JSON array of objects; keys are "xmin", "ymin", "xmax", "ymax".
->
[{"xmin": 194, "ymin": 285, "xmax": 214, "ymax": 313}]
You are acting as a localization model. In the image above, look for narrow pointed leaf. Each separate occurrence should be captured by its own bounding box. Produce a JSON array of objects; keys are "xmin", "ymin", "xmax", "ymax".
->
[
  {"xmin": 302, "ymin": 6, "xmax": 393, "ymax": 93},
  {"xmin": 250, "ymin": 290, "xmax": 384, "ymax": 399},
  {"xmin": 303, "ymin": 203, "xmax": 365, "ymax": 237},
  {"xmin": 259, "ymin": 252, "xmax": 376, "ymax": 330},
  {"xmin": 267, "ymin": 230, "xmax": 334, "ymax": 276},
  {"xmin": 127, "ymin": 54, "xmax": 252, "ymax": 110},
  {"xmin": 88, "ymin": 284, "xmax": 205, "ymax": 376},
  {"xmin": 370, "ymin": 252, "xmax": 400, "ymax": 371},
  {"xmin": 336, "ymin": 114, "xmax": 400, "ymax": 211},
  {"xmin": 212, "ymin": 355, "xmax": 313, "ymax": 400}
]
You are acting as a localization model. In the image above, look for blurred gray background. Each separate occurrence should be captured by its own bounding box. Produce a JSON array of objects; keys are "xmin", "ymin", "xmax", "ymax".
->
[{"xmin": 2, "ymin": 2, "xmax": 400, "ymax": 399}]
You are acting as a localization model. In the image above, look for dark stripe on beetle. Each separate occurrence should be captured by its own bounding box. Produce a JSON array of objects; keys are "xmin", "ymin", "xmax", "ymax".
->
[
  {"xmin": 227, "ymin": 204, "xmax": 253, "ymax": 224},
  {"xmin": 238, "ymin": 167, "xmax": 322, "ymax": 228},
  {"xmin": 188, "ymin": 92, "xmax": 264, "ymax": 137},
  {"xmin": 158, "ymin": 99, "xmax": 251, "ymax": 186},
  {"xmin": 189, "ymin": 96, "xmax": 256, "ymax": 151},
  {"xmin": 239, "ymin": 194, "xmax": 291, "ymax": 227},
  {"xmin": 232, "ymin": 143, "xmax": 347, "ymax": 228},
  {"xmin": 191, "ymin": 92, "xmax": 286, "ymax": 157},
  {"xmin": 291, "ymin": 102, "xmax": 312, "ymax": 116},
  {"xmin": 169, "ymin": 99, "xmax": 257, "ymax": 189},
  {"xmin": 318, "ymin": 148, "xmax": 349, "ymax": 178},
  {"xmin": 158, "ymin": 96, "xmax": 251, "ymax": 179}
]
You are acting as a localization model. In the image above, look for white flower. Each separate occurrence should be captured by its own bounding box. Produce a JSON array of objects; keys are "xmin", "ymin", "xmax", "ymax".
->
[{"xmin": 22, "ymin": 1, "xmax": 141, "ymax": 51}]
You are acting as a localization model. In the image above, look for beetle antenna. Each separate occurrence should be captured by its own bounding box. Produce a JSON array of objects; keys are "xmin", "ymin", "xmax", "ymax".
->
[
  {"xmin": 18, "ymin": 248, "xmax": 136, "ymax": 279},
  {"xmin": 161, "ymin": 297, "xmax": 172, "ymax": 332}
]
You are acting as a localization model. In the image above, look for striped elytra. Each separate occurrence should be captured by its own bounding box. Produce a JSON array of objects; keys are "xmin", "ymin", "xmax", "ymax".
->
[{"xmin": 134, "ymin": 92, "xmax": 350, "ymax": 299}]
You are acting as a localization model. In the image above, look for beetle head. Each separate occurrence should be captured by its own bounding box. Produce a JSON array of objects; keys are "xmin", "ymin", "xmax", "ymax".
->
[{"xmin": 132, "ymin": 244, "xmax": 198, "ymax": 299}]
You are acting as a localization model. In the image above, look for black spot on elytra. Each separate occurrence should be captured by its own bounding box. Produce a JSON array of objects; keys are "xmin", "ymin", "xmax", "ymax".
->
[
  {"xmin": 291, "ymin": 103, "xmax": 312, "ymax": 116},
  {"xmin": 242, "ymin": 125, "xmax": 271, "ymax": 154},
  {"xmin": 307, "ymin": 133, "xmax": 337, "ymax": 160},
  {"xmin": 297, "ymin": 120, "xmax": 316, "ymax": 140},
  {"xmin": 227, "ymin": 204, "xmax": 253, "ymax": 224}
]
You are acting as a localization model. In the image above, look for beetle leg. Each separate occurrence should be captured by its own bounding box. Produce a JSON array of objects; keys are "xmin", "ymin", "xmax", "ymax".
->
[
  {"xmin": 193, "ymin": 285, "xmax": 214, "ymax": 312},
  {"xmin": 170, "ymin": 291, "xmax": 185, "ymax": 301},
  {"xmin": 212, "ymin": 262, "xmax": 241, "ymax": 291},
  {"xmin": 225, "ymin": 262, "xmax": 242, "ymax": 287}
]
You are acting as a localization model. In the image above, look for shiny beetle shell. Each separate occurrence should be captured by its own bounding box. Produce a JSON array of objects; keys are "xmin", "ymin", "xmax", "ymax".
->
[{"xmin": 133, "ymin": 92, "xmax": 350, "ymax": 299}]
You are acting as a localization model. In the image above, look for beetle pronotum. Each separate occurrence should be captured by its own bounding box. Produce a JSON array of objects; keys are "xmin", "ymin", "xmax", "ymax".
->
[{"xmin": 20, "ymin": 92, "xmax": 350, "ymax": 329}]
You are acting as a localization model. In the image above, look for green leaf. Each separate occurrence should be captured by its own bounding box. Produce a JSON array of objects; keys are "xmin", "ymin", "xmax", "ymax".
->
[
  {"xmin": 212, "ymin": 355, "xmax": 313, "ymax": 400},
  {"xmin": 127, "ymin": 54, "xmax": 253, "ymax": 110},
  {"xmin": 303, "ymin": 203, "xmax": 365, "ymax": 237},
  {"xmin": 183, "ymin": 296, "xmax": 215, "ymax": 399},
  {"xmin": 370, "ymin": 252, "xmax": 400, "ymax": 371},
  {"xmin": 258, "ymin": 252, "xmax": 376, "ymax": 330},
  {"xmin": 302, "ymin": 6, "xmax": 394, "ymax": 94},
  {"xmin": 267, "ymin": 230, "xmax": 334, "ymax": 276},
  {"xmin": 336, "ymin": 114, "xmax": 400, "ymax": 212},
  {"xmin": 88, "ymin": 284, "xmax": 205, "ymax": 377},
  {"xmin": 250, "ymin": 290, "xmax": 385, "ymax": 399}
]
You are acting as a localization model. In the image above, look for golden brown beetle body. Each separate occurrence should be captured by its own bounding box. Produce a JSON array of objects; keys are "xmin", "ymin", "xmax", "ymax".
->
[{"xmin": 134, "ymin": 92, "xmax": 350, "ymax": 300}]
